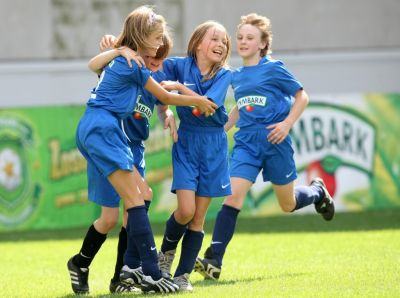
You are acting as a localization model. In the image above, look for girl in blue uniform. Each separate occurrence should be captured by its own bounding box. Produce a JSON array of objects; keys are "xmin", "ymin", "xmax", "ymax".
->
[
  {"xmin": 88, "ymin": 34, "xmax": 177, "ymax": 293},
  {"xmin": 156, "ymin": 21, "xmax": 232, "ymax": 291},
  {"xmin": 67, "ymin": 6, "xmax": 216, "ymax": 295},
  {"xmin": 99, "ymin": 21, "xmax": 232, "ymax": 291},
  {"xmin": 195, "ymin": 13, "xmax": 335, "ymax": 281}
]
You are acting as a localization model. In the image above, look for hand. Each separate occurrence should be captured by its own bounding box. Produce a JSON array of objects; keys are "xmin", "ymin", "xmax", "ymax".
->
[
  {"xmin": 100, "ymin": 34, "xmax": 117, "ymax": 51},
  {"xmin": 160, "ymin": 81, "xmax": 181, "ymax": 92},
  {"xmin": 164, "ymin": 113, "xmax": 178, "ymax": 143},
  {"xmin": 117, "ymin": 46, "xmax": 144, "ymax": 68},
  {"xmin": 267, "ymin": 120, "xmax": 291, "ymax": 144},
  {"xmin": 197, "ymin": 97, "xmax": 217, "ymax": 117}
]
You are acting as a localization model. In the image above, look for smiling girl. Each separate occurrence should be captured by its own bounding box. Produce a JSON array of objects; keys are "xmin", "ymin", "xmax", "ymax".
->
[
  {"xmin": 195, "ymin": 13, "xmax": 335, "ymax": 281},
  {"xmin": 155, "ymin": 21, "xmax": 232, "ymax": 291}
]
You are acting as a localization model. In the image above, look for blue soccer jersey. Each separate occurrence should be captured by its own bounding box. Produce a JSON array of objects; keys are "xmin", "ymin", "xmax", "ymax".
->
[
  {"xmin": 162, "ymin": 56, "xmax": 231, "ymax": 127},
  {"xmin": 160, "ymin": 56, "xmax": 232, "ymax": 196},
  {"xmin": 87, "ymin": 56, "xmax": 151, "ymax": 119},
  {"xmin": 231, "ymin": 56, "xmax": 303, "ymax": 128},
  {"xmin": 229, "ymin": 56, "xmax": 303, "ymax": 185},
  {"xmin": 122, "ymin": 70, "xmax": 166, "ymax": 142}
]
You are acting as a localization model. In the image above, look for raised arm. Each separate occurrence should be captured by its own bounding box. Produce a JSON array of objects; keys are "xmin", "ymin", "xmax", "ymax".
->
[
  {"xmin": 145, "ymin": 77, "xmax": 217, "ymax": 116},
  {"xmin": 88, "ymin": 47, "xmax": 143, "ymax": 75}
]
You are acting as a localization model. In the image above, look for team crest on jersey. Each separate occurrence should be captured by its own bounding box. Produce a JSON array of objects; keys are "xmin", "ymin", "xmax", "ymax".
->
[
  {"xmin": 237, "ymin": 95, "xmax": 267, "ymax": 109},
  {"xmin": 0, "ymin": 115, "xmax": 41, "ymax": 226}
]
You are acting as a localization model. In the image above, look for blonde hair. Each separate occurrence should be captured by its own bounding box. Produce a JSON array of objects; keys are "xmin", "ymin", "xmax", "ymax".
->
[
  {"xmin": 238, "ymin": 13, "xmax": 273, "ymax": 56},
  {"xmin": 114, "ymin": 6, "xmax": 166, "ymax": 53},
  {"xmin": 154, "ymin": 32, "xmax": 173, "ymax": 59},
  {"xmin": 187, "ymin": 21, "xmax": 231, "ymax": 80}
]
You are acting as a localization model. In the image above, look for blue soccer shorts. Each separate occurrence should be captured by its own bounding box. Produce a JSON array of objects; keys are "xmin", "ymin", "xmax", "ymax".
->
[
  {"xmin": 171, "ymin": 123, "xmax": 231, "ymax": 197},
  {"xmin": 229, "ymin": 127, "xmax": 297, "ymax": 185},
  {"xmin": 76, "ymin": 107, "xmax": 134, "ymax": 207}
]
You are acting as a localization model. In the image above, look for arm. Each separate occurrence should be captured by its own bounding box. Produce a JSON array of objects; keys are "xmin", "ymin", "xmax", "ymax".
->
[
  {"xmin": 224, "ymin": 105, "xmax": 239, "ymax": 132},
  {"xmin": 267, "ymin": 89, "xmax": 309, "ymax": 144},
  {"xmin": 160, "ymin": 81, "xmax": 198, "ymax": 96},
  {"xmin": 157, "ymin": 105, "xmax": 178, "ymax": 142},
  {"xmin": 144, "ymin": 77, "xmax": 217, "ymax": 116},
  {"xmin": 88, "ymin": 47, "xmax": 143, "ymax": 75}
]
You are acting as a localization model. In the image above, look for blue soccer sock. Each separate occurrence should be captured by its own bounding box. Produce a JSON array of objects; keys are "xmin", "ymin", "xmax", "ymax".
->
[
  {"xmin": 126, "ymin": 200, "xmax": 152, "ymax": 270},
  {"xmin": 125, "ymin": 205, "xmax": 160, "ymax": 280},
  {"xmin": 161, "ymin": 213, "xmax": 187, "ymax": 253},
  {"xmin": 293, "ymin": 184, "xmax": 324, "ymax": 210},
  {"xmin": 174, "ymin": 229, "xmax": 204, "ymax": 277},
  {"xmin": 211, "ymin": 204, "xmax": 240, "ymax": 266}
]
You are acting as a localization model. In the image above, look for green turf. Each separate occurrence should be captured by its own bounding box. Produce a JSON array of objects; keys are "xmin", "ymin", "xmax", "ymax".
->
[{"xmin": 1, "ymin": 209, "xmax": 399, "ymax": 297}]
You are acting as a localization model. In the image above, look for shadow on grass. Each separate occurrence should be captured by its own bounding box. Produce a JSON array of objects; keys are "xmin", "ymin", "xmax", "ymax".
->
[
  {"xmin": 192, "ymin": 272, "xmax": 308, "ymax": 287},
  {"xmin": 1, "ymin": 208, "xmax": 399, "ymax": 242}
]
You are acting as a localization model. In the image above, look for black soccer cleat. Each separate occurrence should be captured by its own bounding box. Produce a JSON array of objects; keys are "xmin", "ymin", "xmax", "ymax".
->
[
  {"xmin": 67, "ymin": 257, "xmax": 89, "ymax": 294},
  {"xmin": 140, "ymin": 275, "xmax": 179, "ymax": 294},
  {"xmin": 119, "ymin": 265, "xmax": 143, "ymax": 287},
  {"xmin": 109, "ymin": 279, "xmax": 141, "ymax": 293},
  {"xmin": 194, "ymin": 247, "xmax": 221, "ymax": 280},
  {"xmin": 312, "ymin": 177, "xmax": 335, "ymax": 221}
]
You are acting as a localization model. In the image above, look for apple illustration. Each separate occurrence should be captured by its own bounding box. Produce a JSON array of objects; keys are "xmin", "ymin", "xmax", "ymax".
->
[
  {"xmin": 306, "ymin": 160, "xmax": 336, "ymax": 197},
  {"xmin": 133, "ymin": 112, "xmax": 142, "ymax": 120},
  {"xmin": 245, "ymin": 105, "xmax": 254, "ymax": 112}
]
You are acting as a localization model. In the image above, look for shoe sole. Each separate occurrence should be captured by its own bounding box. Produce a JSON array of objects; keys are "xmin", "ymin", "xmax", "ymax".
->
[{"xmin": 194, "ymin": 258, "xmax": 220, "ymax": 280}]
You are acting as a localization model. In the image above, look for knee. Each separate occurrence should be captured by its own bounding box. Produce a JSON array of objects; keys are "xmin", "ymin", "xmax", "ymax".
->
[
  {"xmin": 99, "ymin": 216, "xmax": 119, "ymax": 231},
  {"xmin": 188, "ymin": 216, "xmax": 205, "ymax": 231},
  {"xmin": 279, "ymin": 202, "xmax": 296, "ymax": 213},
  {"xmin": 175, "ymin": 207, "xmax": 195, "ymax": 224},
  {"xmin": 224, "ymin": 194, "xmax": 245, "ymax": 210},
  {"xmin": 143, "ymin": 187, "xmax": 153, "ymax": 201}
]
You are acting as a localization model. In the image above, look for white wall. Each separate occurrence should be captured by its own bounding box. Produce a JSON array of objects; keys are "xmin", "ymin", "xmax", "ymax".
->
[{"xmin": 1, "ymin": 49, "xmax": 399, "ymax": 108}]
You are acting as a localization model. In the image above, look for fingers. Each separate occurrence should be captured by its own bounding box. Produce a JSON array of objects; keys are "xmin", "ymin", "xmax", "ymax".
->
[
  {"xmin": 131, "ymin": 56, "xmax": 145, "ymax": 68},
  {"xmin": 99, "ymin": 35, "xmax": 116, "ymax": 51},
  {"xmin": 267, "ymin": 131, "xmax": 286, "ymax": 144}
]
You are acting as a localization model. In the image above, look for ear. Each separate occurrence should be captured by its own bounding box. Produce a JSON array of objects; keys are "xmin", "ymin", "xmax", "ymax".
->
[{"xmin": 259, "ymin": 41, "xmax": 267, "ymax": 50}]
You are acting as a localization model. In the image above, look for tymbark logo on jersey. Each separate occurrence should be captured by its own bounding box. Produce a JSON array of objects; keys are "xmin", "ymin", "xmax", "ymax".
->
[{"xmin": 236, "ymin": 95, "xmax": 267, "ymax": 110}]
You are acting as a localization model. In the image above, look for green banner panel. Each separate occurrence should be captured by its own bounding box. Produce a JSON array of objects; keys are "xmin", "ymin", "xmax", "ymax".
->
[{"xmin": 0, "ymin": 93, "xmax": 399, "ymax": 231}]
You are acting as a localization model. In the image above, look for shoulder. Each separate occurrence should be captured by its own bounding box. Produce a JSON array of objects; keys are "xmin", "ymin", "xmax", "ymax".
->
[
  {"xmin": 215, "ymin": 66, "xmax": 232, "ymax": 78},
  {"xmin": 112, "ymin": 56, "xmax": 143, "ymax": 72},
  {"xmin": 262, "ymin": 56, "xmax": 286, "ymax": 70}
]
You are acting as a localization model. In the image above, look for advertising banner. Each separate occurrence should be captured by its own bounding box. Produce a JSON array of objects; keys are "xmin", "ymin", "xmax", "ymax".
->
[{"xmin": 0, "ymin": 93, "xmax": 399, "ymax": 230}]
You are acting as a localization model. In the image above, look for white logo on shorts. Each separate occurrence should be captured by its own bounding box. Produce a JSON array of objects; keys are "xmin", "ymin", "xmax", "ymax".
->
[
  {"xmin": 221, "ymin": 183, "xmax": 230, "ymax": 189},
  {"xmin": 285, "ymin": 171, "xmax": 294, "ymax": 178}
]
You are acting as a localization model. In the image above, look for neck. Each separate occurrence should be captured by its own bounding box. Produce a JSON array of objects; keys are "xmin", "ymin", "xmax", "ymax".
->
[
  {"xmin": 195, "ymin": 55, "xmax": 213, "ymax": 75},
  {"xmin": 242, "ymin": 54, "xmax": 262, "ymax": 67}
]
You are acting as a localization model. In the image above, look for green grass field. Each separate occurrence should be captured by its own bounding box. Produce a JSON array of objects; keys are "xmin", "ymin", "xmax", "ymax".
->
[{"xmin": 1, "ymin": 209, "xmax": 399, "ymax": 298}]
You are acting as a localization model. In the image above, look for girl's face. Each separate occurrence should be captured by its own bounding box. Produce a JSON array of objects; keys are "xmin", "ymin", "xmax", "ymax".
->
[
  {"xmin": 197, "ymin": 25, "xmax": 228, "ymax": 64},
  {"xmin": 142, "ymin": 54, "xmax": 164, "ymax": 72},
  {"xmin": 145, "ymin": 30, "xmax": 164, "ymax": 57},
  {"xmin": 236, "ymin": 24, "xmax": 266, "ymax": 59}
]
